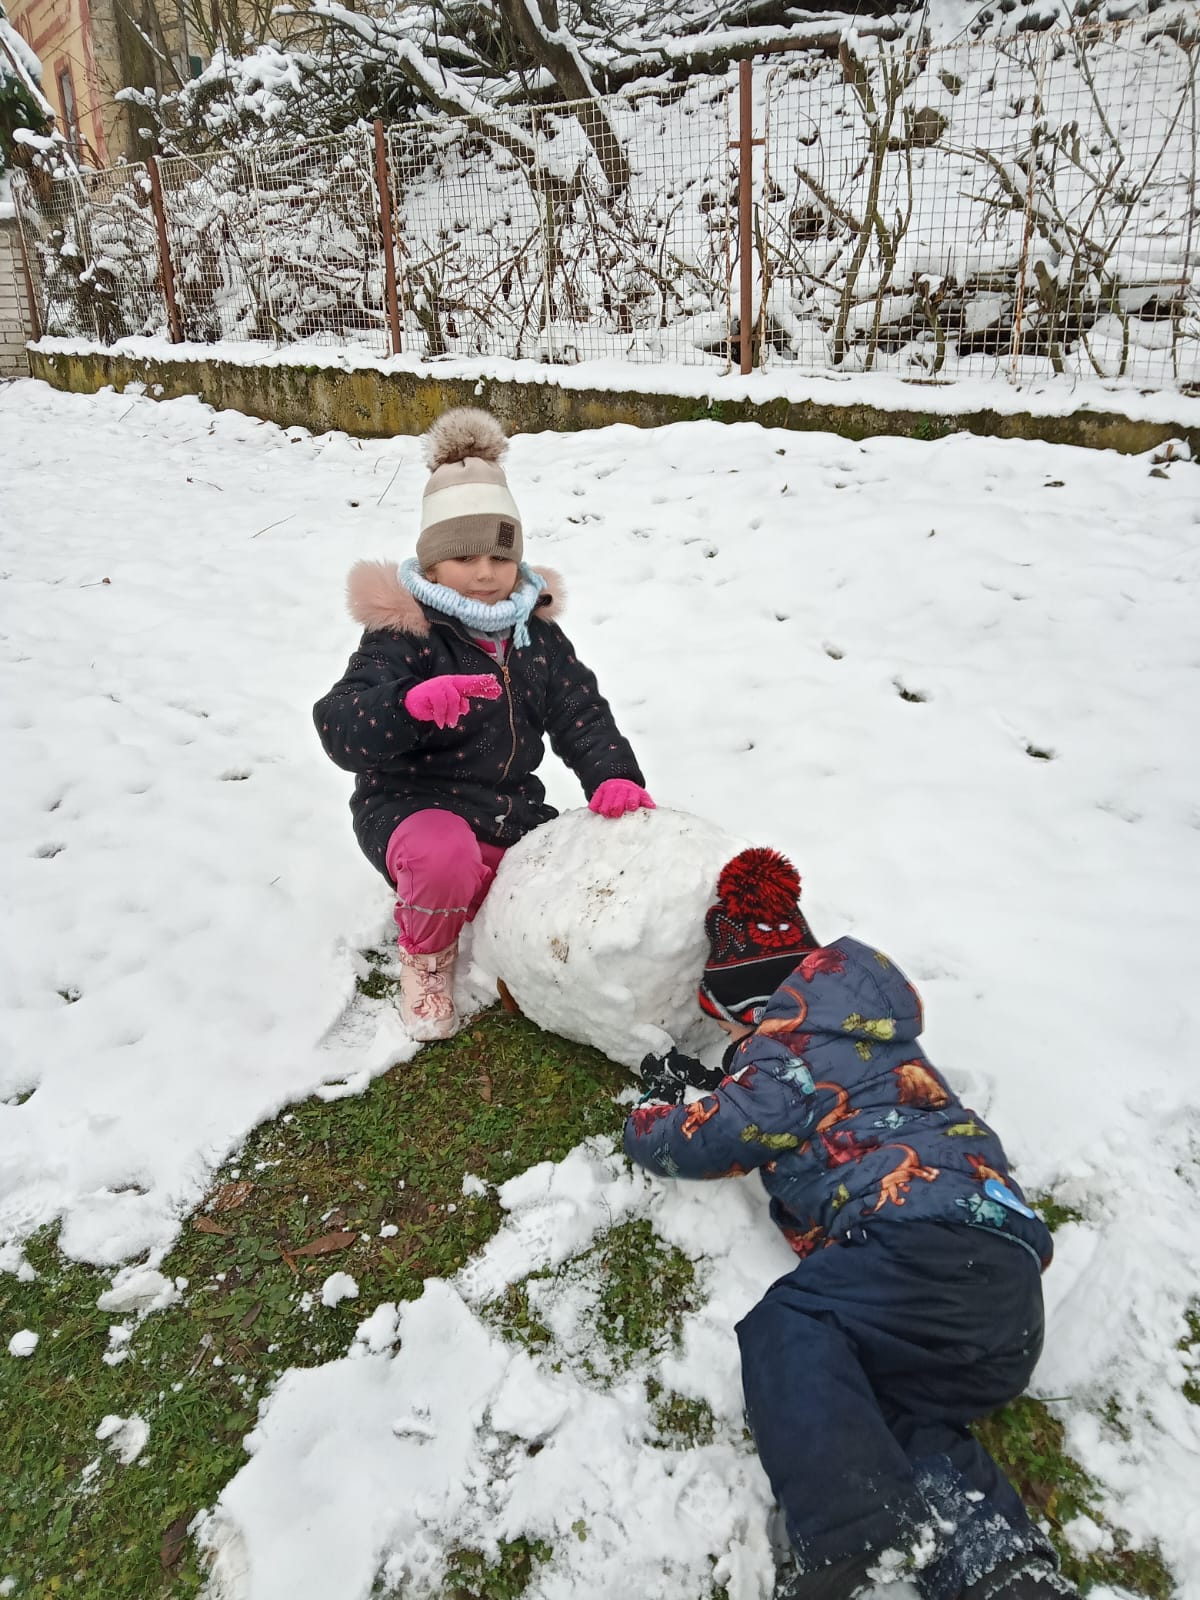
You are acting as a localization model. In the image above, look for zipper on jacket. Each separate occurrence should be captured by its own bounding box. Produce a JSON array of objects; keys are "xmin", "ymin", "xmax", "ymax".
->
[
  {"xmin": 497, "ymin": 656, "xmax": 518, "ymax": 781},
  {"xmin": 442, "ymin": 620, "xmax": 519, "ymax": 783}
]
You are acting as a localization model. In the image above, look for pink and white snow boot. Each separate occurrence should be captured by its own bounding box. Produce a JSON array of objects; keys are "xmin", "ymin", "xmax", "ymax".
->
[{"xmin": 396, "ymin": 942, "xmax": 459, "ymax": 1042}]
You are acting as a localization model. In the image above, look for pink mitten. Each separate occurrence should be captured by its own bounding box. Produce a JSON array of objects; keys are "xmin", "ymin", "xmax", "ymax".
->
[
  {"xmin": 589, "ymin": 778, "xmax": 656, "ymax": 818},
  {"xmin": 404, "ymin": 673, "xmax": 502, "ymax": 730}
]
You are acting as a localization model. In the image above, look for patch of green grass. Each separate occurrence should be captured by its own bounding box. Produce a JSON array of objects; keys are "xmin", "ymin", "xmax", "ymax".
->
[
  {"xmin": 975, "ymin": 1396, "xmax": 1173, "ymax": 1599},
  {"xmin": 646, "ymin": 1378, "xmax": 717, "ymax": 1450},
  {"xmin": 354, "ymin": 945, "xmax": 397, "ymax": 1000},
  {"xmin": 910, "ymin": 413, "xmax": 955, "ymax": 441},
  {"xmin": 1180, "ymin": 1303, "xmax": 1200, "ymax": 1407},
  {"xmin": 3, "ymin": 998, "xmax": 1181, "ymax": 1600},
  {"xmin": 492, "ymin": 1279, "xmax": 554, "ymax": 1358},
  {"xmin": 1031, "ymin": 1193, "xmax": 1086, "ymax": 1233},
  {"xmin": 441, "ymin": 1537, "xmax": 554, "ymax": 1600},
  {"xmin": 1, "ymin": 1009, "xmax": 626, "ymax": 1598},
  {"xmin": 489, "ymin": 1217, "xmax": 698, "ymax": 1382},
  {"xmin": 488, "ymin": 1225, "xmax": 716, "ymax": 1457},
  {"xmin": 591, "ymin": 1218, "xmax": 697, "ymax": 1369}
]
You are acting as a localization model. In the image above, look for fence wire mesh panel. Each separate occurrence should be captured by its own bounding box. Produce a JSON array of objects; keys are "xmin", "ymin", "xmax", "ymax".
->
[
  {"xmin": 388, "ymin": 82, "xmax": 735, "ymax": 365},
  {"xmin": 251, "ymin": 132, "xmax": 388, "ymax": 351},
  {"xmin": 538, "ymin": 87, "xmax": 735, "ymax": 366},
  {"xmin": 12, "ymin": 27, "xmax": 1198, "ymax": 389},
  {"xmin": 158, "ymin": 132, "xmax": 389, "ymax": 349},
  {"xmin": 14, "ymin": 164, "xmax": 163, "ymax": 342},
  {"xmin": 759, "ymin": 23, "xmax": 1200, "ymax": 384},
  {"xmin": 156, "ymin": 149, "xmax": 265, "ymax": 343},
  {"xmin": 1014, "ymin": 28, "xmax": 1199, "ymax": 388},
  {"xmin": 387, "ymin": 109, "xmax": 547, "ymax": 361}
]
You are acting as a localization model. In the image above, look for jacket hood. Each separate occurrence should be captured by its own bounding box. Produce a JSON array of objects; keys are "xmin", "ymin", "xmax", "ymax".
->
[
  {"xmin": 346, "ymin": 560, "xmax": 565, "ymax": 636},
  {"xmin": 757, "ymin": 936, "xmax": 924, "ymax": 1048}
]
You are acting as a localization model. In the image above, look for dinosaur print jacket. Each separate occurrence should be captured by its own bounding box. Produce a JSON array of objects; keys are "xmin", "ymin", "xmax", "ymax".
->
[
  {"xmin": 313, "ymin": 562, "xmax": 644, "ymax": 879},
  {"xmin": 624, "ymin": 938, "xmax": 1053, "ymax": 1267}
]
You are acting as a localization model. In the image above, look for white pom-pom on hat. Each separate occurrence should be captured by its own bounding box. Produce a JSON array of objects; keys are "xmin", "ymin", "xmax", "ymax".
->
[{"xmin": 423, "ymin": 407, "xmax": 509, "ymax": 470}]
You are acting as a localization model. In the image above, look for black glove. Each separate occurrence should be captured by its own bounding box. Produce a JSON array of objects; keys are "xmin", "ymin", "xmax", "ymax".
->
[{"xmin": 638, "ymin": 1046, "xmax": 727, "ymax": 1105}]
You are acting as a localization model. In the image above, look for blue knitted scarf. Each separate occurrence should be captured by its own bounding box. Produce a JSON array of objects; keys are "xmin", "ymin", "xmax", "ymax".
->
[{"xmin": 400, "ymin": 559, "xmax": 546, "ymax": 649}]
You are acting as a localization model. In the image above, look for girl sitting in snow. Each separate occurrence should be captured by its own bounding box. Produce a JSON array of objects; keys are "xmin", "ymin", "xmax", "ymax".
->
[
  {"xmin": 313, "ymin": 407, "xmax": 653, "ymax": 1041},
  {"xmin": 625, "ymin": 849, "xmax": 1076, "ymax": 1600}
]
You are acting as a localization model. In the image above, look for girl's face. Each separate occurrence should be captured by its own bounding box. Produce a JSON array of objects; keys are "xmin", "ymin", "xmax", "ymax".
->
[
  {"xmin": 716, "ymin": 1018, "xmax": 754, "ymax": 1042},
  {"xmin": 427, "ymin": 554, "xmax": 519, "ymax": 604}
]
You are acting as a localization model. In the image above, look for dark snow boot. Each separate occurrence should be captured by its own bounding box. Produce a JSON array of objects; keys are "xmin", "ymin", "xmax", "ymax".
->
[
  {"xmin": 959, "ymin": 1557, "xmax": 1081, "ymax": 1600},
  {"xmin": 775, "ymin": 1551, "xmax": 886, "ymax": 1600}
]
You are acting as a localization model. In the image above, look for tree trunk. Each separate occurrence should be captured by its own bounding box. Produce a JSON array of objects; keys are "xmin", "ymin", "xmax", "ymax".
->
[{"xmin": 496, "ymin": 0, "xmax": 630, "ymax": 196}]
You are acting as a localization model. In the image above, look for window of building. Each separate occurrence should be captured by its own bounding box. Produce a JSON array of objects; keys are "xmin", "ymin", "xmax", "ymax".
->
[{"xmin": 56, "ymin": 64, "xmax": 80, "ymax": 158}]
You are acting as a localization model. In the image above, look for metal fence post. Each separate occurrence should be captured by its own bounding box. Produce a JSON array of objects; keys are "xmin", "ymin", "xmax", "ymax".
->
[
  {"xmin": 734, "ymin": 59, "xmax": 766, "ymax": 374},
  {"xmin": 372, "ymin": 120, "xmax": 403, "ymax": 356},
  {"xmin": 13, "ymin": 196, "xmax": 43, "ymax": 343},
  {"xmin": 738, "ymin": 59, "xmax": 754, "ymax": 373},
  {"xmin": 147, "ymin": 156, "xmax": 182, "ymax": 343},
  {"xmin": 533, "ymin": 108, "xmax": 556, "ymax": 351},
  {"xmin": 721, "ymin": 91, "xmax": 734, "ymax": 372}
]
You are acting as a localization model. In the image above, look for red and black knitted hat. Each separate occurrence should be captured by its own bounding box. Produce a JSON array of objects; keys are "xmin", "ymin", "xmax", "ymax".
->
[{"xmin": 698, "ymin": 848, "xmax": 819, "ymax": 1026}]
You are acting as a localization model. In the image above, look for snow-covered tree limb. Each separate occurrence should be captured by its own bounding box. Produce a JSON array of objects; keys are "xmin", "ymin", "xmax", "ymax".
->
[{"xmin": 495, "ymin": 0, "xmax": 629, "ymax": 190}]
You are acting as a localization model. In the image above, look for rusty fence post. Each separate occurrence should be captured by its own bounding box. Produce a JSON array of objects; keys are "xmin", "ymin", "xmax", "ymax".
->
[
  {"xmin": 735, "ymin": 58, "xmax": 764, "ymax": 375},
  {"xmin": 147, "ymin": 156, "xmax": 182, "ymax": 344},
  {"xmin": 373, "ymin": 119, "xmax": 403, "ymax": 356}
]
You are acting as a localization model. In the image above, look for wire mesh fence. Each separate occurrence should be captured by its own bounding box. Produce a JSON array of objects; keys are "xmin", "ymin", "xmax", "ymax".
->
[
  {"xmin": 758, "ymin": 23, "xmax": 1200, "ymax": 384},
  {"xmin": 154, "ymin": 147, "xmax": 267, "ymax": 344},
  {"xmin": 15, "ymin": 163, "xmax": 161, "ymax": 345},
  {"xmin": 156, "ymin": 131, "xmax": 392, "ymax": 349},
  {"xmin": 11, "ymin": 22, "xmax": 1200, "ymax": 391},
  {"xmin": 386, "ymin": 110, "xmax": 545, "ymax": 362},
  {"xmin": 386, "ymin": 83, "xmax": 735, "ymax": 364}
]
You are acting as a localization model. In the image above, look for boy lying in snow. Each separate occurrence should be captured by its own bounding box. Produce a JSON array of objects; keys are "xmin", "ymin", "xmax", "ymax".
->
[{"xmin": 623, "ymin": 848, "xmax": 1077, "ymax": 1600}]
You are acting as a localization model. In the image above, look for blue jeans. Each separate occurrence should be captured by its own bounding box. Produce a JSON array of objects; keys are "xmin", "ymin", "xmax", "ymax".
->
[{"xmin": 737, "ymin": 1221, "xmax": 1052, "ymax": 1600}]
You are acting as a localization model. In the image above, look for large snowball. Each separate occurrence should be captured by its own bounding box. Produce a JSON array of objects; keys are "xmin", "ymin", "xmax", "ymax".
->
[{"xmin": 468, "ymin": 807, "xmax": 747, "ymax": 1069}]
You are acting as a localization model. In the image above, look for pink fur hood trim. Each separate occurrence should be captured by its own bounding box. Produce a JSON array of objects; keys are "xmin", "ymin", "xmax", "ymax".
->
[{"xmin": 346, "ymin": 560, "xmax": 565, "ymax": 635}]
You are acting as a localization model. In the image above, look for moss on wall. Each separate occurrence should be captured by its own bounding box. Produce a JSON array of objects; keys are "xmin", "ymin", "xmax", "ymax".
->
[{"xmin": 28, "ymin": 347, "xmax": 1199, "ymax": 457}]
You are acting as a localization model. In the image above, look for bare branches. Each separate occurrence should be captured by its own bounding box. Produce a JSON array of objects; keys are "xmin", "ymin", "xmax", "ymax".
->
[{"xmin": 15, "ymin": 20, "xmax": 1200, "ymax": 390}]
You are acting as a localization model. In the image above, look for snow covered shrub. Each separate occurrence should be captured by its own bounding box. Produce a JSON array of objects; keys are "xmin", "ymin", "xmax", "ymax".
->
[
  {"xmin": 468, "ymin": 807, "xmax": 747, "ymax": 1070},
  {"xmin": 383, "ymin": 90, "xmax": 736, "ymax": 363},
  {"xmin": 0, "ymin": 65, "xmax": 46, "ymax": 179},
  {"xmin": 158, "ymin": 134, "xmax": 390, "ymax": 345},
  {"xmin": 14, "ymin": 0, "xmax": 1195, "ymax": 380},
  {"xmin": 0, "ymin": 5, "xmax": 51, "ymax": 179},
  {"xmin": 756, "ymin": 27, "xmax": 1200, "ymax": 382},
  {"xmin": 15, "ymin": 164, "xmax": 162, "ymax": 342},
  {"xmin": 155, "ymin": 150, "xmax": 267, "ymax": 341}
]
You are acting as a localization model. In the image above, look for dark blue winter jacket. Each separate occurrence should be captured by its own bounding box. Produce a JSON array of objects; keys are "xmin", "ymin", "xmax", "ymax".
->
[
  {"xmin": 624, "ymin": 938, "xmax": 1052, "ymax": 1267},
  {"xmin": 313, "ymin": 564, "xmax": 643, "ymax": 879}
]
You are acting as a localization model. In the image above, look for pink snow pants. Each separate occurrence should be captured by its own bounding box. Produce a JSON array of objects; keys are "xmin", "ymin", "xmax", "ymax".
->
[{"xmin": 385, "ymin": 809, "xmax": 506, "ymax": 955}]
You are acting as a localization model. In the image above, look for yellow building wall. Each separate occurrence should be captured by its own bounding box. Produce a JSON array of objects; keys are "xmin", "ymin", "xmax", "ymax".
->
[{"xmin": 7, "ymin": 0, "xmax": 110, "ymax": 165}]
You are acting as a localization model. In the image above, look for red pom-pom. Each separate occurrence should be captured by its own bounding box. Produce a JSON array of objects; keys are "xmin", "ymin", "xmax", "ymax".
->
[{"xmin": 716, "ymin": 848, "xmax": 801, "ymax": 922}]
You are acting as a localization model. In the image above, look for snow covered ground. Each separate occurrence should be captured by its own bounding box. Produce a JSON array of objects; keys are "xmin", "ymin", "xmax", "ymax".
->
[{"xmin": 2, "ymin": 379, "xmax": 1200, "ymax": 1597}]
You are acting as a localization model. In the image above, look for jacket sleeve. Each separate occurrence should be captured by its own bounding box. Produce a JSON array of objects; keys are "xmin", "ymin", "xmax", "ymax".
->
[
  {"xmin": 623, "ymin": 1038, "xmax": 818, "ymax": 1181},
  {"xmin": 312, "ymin": 633, "xmax": 427, "ymax": 773},
  {"xmin": 541, "ymin": 626, "xmax": 645, "ymax": 799}
]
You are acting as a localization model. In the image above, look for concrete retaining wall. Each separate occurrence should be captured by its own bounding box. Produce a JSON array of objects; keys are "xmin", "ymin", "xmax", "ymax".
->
[{"xmin": 27, "ymin": 343, "xmax": 1200, "ymax": 456}]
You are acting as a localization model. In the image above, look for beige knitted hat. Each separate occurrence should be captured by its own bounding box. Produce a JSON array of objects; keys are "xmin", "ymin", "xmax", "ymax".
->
[{"xmin": 416, "ymin": 408, "xmax": 523, "ymax": 570}]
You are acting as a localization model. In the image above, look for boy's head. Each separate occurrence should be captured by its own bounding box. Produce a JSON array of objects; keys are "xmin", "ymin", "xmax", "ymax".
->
[
  {"xmin": 419, "ymin": 408, "xmax": 523, "ymax": 598},
  {"xmin": 698, "ymin": 848, "xmax": 820, "ymax": 1028}
]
